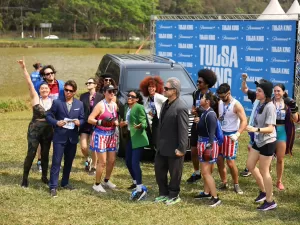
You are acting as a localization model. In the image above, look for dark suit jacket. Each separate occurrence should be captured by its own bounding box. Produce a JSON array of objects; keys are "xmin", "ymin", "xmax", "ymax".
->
[
  {"xmin": 157, "ymin": 97, "xmax": 189, "ymax": 157},
  {"xmin": 79, "ymin": 92, "xmax": 103, "ymax": 122},
  {"xmin": 46, "ymin": 98, "xmax": 85, "ymax": 144}
]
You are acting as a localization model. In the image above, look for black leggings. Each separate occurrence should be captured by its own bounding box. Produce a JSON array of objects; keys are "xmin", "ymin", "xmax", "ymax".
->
[{"xmin": 23, "ymin": 121, "xmax": 53, "ymax": 180}]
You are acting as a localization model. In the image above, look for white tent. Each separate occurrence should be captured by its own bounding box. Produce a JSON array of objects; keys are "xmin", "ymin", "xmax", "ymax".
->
[
  {"xmin": 257, "ymin": 0, "xmax": 290, "ymax": 20},
  {"xmin": 286, "ymin": 0, "xmax": 300, "ymax": 20}
]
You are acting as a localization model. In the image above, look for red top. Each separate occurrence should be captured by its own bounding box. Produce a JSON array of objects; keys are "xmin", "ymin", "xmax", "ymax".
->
[
  {"xmin": 96, "ymin": 101, "xmax": 117, "ymax": 131},
  {"xmin": 48, "ymin": 80, "xmax": 59, "ymax": 100}
]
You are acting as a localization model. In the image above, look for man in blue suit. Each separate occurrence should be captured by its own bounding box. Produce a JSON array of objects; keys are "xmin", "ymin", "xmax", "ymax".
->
[{"xmin": 46, "ymin": 80, "xmax": 84, "ymax": 197}]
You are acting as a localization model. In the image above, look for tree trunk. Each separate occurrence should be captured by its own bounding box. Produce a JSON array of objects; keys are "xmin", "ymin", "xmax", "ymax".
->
[
  {"xmin": 33, "ymin": 25, "xmax": 36, "ymax": 38},
  {"xmin": 86, "ymin": 24, "xmax": 98, "ymax": 41}
]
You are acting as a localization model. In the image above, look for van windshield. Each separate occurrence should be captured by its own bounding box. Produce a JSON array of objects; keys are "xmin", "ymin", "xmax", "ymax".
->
[{"xmin": 123, "ymin": 69, "xmax": 195, "ymax": 92}]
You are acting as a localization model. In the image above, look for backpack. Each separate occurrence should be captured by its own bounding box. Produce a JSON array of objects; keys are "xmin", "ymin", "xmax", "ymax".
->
[{"xmin": 204, "ymin": 111, "xmax": 224, "ymax": 146}]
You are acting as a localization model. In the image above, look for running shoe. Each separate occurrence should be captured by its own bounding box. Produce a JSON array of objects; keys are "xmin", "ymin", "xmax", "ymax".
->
[
  {"xmin": 255, "ymin": 191, "xmax": 266, "ymax": 203},
  {"xmin": 154, "ymin": 196, "xmax": 169, "ymax": 203},
  {"xmin": 276, "ymin": 181, "xmax": 285, "ymax": 191},
  {"xmin": 102, "ymin": 180, "xmax": 116, "ymax": 189},
  {"xmin": 257, "ymin": 200, "xmax": 277, "ymax": 211},
  {"xmin": 85, "ymin": 157, "xmax": 92, "ymax": 172},
  {"xmin": 194, "ymin": 192, "xmax": 211, "ymax": 200},
  {"xmin": 93, "ymin": 184, "xmax": 106, "ymax": 193},
  {"xmin": 240, "ymin": 168, "xmax": 251, "ymax": 177},
  {"xmin": 37, "ymin": 160, "xmax": 42, "ymax": 172},
  {"xmin": 130, "ymin": 189, "xmax": 147, "ymax": 201},
  {"xmin": 166, "ymin": 196, "xmax": 181, "ymax": 206},
  {"xmin": 50, "ymin": 189, "xmax": 57, "ymax": 198},
  {"xmin": 186, "ymin": 173, "xmax": 201, "ymax": 184},
  {"xmin": 234, "ymin": 184, "xmax": 244, "ymax": 195},
  {"xmin": 218, "ymin": 183, "xmax": 229, "ymax": 191},
  {"xmin": 208, "ymin": 197, "xmax": 221, "ymax": 207}
]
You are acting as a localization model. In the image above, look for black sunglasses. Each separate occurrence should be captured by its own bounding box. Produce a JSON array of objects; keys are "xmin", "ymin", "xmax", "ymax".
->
[
  {"xmin": 85, "ymin": 82, "xmax": 95, "ymax": 85},
  {"xmin": 107, "ymin": 90, "xmax": 117, "ymax": 94},
  {"xmin": 164, "ymin": 87, "xmax": 175, "ymax": 91},
  {"xmin": 64, "ymin": 88, "xmax": 75, "ymax": 93},
  {"xmin": 45, "ymin": 72, "xmax": 55, "ymax": 76},
  {"xmin": 218, "ymin": 92, "xmax": 230, "ymax": 99},
  {"xmin": 127, "ymin": 94, "xmax": 137, "ymax": 99},
  {"xmin": 104, "ymin": 78, "xmax": 111, "ymax": 82}
]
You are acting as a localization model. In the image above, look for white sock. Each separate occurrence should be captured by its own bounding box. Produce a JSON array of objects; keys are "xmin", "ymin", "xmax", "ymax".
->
[
  {"xmin": 194, "ymin": 170, "xmax": 200, "ymax": 175},
  {"xmin": 133, "ymin": 180, "xmax": 137, "ymax": 185},
  {"xmin": 137, "ymin": 184, "xmax": 143, "ymax": 192}
]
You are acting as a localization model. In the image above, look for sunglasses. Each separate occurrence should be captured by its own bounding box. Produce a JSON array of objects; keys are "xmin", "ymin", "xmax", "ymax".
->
[
  {"xmin": 107, "ymin": 90, "xmax": 117, "ymax": 94},
  {"xmin": 104, "ymin": 78, "xmax": 111, "ymax": 82},
  {"xmin": 164, "ymin": 87, "xmax": 175, "ymax": 91},
  {"xmin": 45, "ymin": 72, "xmax": 55, "ymax": 76},
  {"xmin": 127, "ymin": 94, "xmax": 137, "ymax": 99},
  {"xmin": 85, "ymin": 82, "xmax": 95, "ymax": 85},
  {"xmin": 64, "ymin": 88, "xmax": 75, "ymax": 93}
]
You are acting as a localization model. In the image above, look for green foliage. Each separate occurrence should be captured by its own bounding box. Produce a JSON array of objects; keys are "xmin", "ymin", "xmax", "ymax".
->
[{"xmin": 0, "ymin": 98, "xmax": 29, "ymax": 113}]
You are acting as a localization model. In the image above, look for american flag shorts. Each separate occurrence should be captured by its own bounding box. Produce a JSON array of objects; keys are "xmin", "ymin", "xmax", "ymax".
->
[
  {"xmin": 197, "ymin": 136, "xmax": 219, "ymax": 164},
  {"xmin": 90, "ymin": 128, "xmax": 117, "ymax": 153},
  {"xmin": 218, "ymin": 131, "xmax": 238, "ymax": 160}
]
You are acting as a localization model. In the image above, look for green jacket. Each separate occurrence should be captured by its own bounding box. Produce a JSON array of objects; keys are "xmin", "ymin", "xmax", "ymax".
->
[{"xmin": 125, "ymin": 103, "xmax": 149, "ymax": 149}]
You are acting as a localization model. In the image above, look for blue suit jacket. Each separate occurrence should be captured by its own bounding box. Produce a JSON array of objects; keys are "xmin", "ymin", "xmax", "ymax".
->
[{"xmin": 46, "ymin": 98, "xmax": 85, "ymax": 144}]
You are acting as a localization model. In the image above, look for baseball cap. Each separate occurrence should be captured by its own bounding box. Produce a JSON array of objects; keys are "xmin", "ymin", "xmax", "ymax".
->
[{"xmin": 103, "ymin": 85, "xmax": 118, "ymax": 92}]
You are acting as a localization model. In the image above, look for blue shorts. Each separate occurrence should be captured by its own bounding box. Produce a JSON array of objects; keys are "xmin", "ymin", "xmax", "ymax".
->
[{"xmin": 276, "ymin": 125, "xmax": 287, "ymax": 142}]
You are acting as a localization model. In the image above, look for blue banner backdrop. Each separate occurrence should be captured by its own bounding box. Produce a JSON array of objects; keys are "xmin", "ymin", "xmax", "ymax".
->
[{"xmin": 155, "ymin": 20, "xmax": 297, "ymax": 114}]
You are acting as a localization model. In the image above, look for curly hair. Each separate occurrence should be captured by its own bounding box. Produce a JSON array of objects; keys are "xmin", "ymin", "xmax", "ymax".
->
[
  {"xmin": 128, "ymin": 90, "xmax": 143, "ymax": 105},
  {"xmin": 40, "ymin": 65, "xmax": 57, "ymax": 77},
  {"xmin": 97, "ymin": 76, "xmax": 117, "ymax": 93},
  {"xmin": 198, "ymin": 69, "xmax": 217, "ymax": 88},
  {"xmin": 139, "ymin": 76, "xmax": 164, "ymax": 97}
]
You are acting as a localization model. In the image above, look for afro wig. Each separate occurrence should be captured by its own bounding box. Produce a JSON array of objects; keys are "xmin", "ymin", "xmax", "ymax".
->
[
  {"xmin": 197, "ymin": 69, "xmax": 217, "ymax": 88},
  {"xmin": 139, "ymin": 76, "xmax": 164, "ymax": 97}
]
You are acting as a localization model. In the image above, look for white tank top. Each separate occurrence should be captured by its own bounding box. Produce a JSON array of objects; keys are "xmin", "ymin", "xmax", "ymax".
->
[{"xmin": 218, "ymin": 98, "xmax": 240, "ymax": 132}]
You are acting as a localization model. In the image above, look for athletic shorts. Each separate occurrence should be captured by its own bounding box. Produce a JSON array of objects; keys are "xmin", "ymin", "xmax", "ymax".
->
[
  {"xmin": 276, "ymin": 125, "xmax": 287, "ymax": 142},
  {"xmin": 190, "ymin": 123, "xmax": 198, "ymax": 147},
  {"xmin": 252, "ymin": 141, "xmax": 276, "ymax": 157},
  {"xmin": 197, "ymin": 136, "xmax": 219, "ymax": 164},
  {"xmin": 219, "ymin": 131, "xmax": 238, "ymax": 160},
  {"xmin": 90, "ymin": 128, "xmax": 117, "ymax": 153},
  {"xmin": 79, "ymin": 123, "xmax": 93, "ymax": 135}
]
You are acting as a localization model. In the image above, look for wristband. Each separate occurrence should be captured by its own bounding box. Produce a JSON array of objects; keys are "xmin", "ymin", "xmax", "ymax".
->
[
  {"xmin": 236, "ymin": 132, "xmax": 240, "ymax": 137},
  {"xmin": 257, "ymin": 128, "xmax": 260, "ymax": 132},
  {"xmin": 97, "ymin": 120, "xmax": 102, "ymax": 126}
]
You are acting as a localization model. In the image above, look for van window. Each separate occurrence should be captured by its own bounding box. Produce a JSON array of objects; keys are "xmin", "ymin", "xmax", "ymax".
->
[
  {"xmin": 97, "ymin": 56, "xmax": 111, "ymax": 76},
  {"xmin": 106, "ymin": 61, "xmax": 120, "ymax": 84},
  {"xmin": 123, "ymin": 69, "xmax": 195, "ymax": 92}
]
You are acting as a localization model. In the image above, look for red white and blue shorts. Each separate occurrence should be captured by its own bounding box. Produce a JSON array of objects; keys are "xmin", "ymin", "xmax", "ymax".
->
[
  {"xmin": 90, "ymin": 128, "xmax": 117, "ymax": 153},
  {"xmin": 219, "ymin": 131, "xmax": 238, "ymax": 160},
  {"xmin": 197, "ymin": 136, "xmax": 219, "ymax": 164}
]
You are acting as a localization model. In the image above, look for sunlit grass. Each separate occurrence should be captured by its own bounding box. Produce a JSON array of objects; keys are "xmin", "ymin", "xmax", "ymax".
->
[{"xmin": 0, "ymin": 111, "xmax": 300, "ymax": 225}]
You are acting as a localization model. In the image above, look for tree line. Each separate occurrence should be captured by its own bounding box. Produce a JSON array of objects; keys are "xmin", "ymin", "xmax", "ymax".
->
[{"xmin": 0, "ymin": 0, "xmax": 296, "ymax": 40}]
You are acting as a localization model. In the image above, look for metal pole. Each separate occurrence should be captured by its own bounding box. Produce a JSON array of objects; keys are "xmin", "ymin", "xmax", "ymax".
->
[{"xmin": 21, "ymin": 6, "xmax": 24, "ymax": 38}]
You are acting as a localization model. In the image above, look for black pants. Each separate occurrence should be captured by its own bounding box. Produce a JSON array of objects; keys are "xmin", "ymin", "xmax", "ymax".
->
[
  {"xmin": 23, "ymin": 121, "xmax": 53, "ymax": 180},
  {"xmin": 154, "ymin": 152, "xmax": 184, "ymax": 198}
]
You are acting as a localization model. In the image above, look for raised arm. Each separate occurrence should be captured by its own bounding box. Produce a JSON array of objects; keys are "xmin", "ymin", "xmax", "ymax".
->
[
  {"xmin": 241, "ymin": 73, "xmax": 249, "ymax": 94},
  {"xmin": 17, "ymin": 58, "xmax": 39, "ymax": 105}
]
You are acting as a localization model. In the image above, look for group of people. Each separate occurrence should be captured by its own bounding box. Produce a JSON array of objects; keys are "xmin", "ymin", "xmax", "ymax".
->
[{"xmin": 17, "ymin": 58, "xmax": 299, "ymax": 211}]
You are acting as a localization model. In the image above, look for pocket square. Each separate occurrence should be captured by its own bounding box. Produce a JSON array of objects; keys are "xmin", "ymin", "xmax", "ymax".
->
[{"xmin": 74, "ymin": 108, "xmax": 80, "ymax": 111}]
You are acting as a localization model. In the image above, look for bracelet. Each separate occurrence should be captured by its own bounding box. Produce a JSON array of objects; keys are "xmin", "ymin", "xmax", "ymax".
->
[{"xmin": 257, "ymin": 128, "xmax": 260, "ymax": 132}]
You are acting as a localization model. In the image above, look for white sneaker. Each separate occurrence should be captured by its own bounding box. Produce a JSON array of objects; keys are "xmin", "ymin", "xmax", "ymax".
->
[
  {"xmin": 102, "ymin": 180, "xmax": 116, "ymax": 189},
  {"xmin": 92, "ymin": 184, "xmax": 106, "ymax": 193}
]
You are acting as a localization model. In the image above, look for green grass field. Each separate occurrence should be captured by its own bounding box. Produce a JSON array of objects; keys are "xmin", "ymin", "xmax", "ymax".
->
[{"xmin": 1, "ymin": 111, "xmax": 300, "ymax": 225}]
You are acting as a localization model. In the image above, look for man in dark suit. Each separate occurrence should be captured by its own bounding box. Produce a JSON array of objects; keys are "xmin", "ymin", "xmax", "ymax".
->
[
  {"xmin": 154, "ymin": 77, "xmax": 189, "ymax": 205},
  {"xmin": 46, "ymin": 80, "xmax": 84, "ymax": 197}
]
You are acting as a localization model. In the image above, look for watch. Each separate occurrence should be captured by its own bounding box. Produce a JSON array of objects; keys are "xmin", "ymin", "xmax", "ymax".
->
[{"xmin": 257, "ymin": 128, "xmax": 260, "ymax": 132}]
